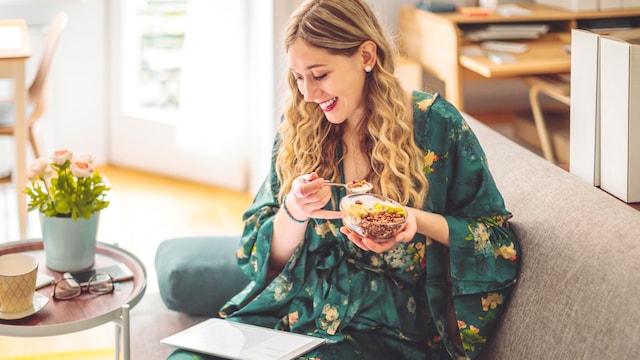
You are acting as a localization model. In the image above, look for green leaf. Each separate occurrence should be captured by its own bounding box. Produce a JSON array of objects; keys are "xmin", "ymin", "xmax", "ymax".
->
[{"xmin": 24, "ymin": 154, "xmax": 111, "ymax": 220}]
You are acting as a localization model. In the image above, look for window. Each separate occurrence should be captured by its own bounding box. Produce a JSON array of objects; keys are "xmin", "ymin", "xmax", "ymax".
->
[
  {"xmin": 109, "ymin": 0, "xmax": 274, "ymax": 193},
  {"xmin": 136, "ymin": 0, "xmax": 187, "ymax": 111}
]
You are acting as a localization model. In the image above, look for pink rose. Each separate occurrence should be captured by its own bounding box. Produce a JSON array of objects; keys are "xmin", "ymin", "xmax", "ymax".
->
[
  {"xmin": 70, "ymin": 160, "xmax": 94, "ymax": 178},
  {"xmin": 72, "ymin": 152, "xmax": 95, "ymax": 165},
  {"xmin": 52, "ymin": 149, "xmax": 73, "ymax": 165},
  {"xmin": 26, "ymin": 157, "xmax": 50, "ymax": 180}
]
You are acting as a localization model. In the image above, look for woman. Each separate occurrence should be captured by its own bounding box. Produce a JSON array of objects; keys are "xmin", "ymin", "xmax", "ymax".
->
[{"xmin": 169, "ymin": 0, "xmax": 520, "ymax": 358}]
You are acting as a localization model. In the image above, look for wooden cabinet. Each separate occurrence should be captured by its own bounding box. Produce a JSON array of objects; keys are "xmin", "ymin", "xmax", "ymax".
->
[{"xmin": 398, "ymin": 3, "xmax": 640, "ymax": 110}]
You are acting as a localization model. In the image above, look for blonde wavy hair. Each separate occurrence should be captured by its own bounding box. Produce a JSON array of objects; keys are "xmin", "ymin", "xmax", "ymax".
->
[{"xmin": 277, "ymin": 0, "xmax": 428, "ymax": 207}]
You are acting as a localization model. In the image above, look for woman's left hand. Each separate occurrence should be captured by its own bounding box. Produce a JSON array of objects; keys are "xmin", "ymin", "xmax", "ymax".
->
[{"xmin": 341, "ymin": 208, "xmax": 418, "ymax": 253}]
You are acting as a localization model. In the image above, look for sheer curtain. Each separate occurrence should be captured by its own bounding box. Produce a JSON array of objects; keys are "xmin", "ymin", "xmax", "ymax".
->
[
  {"xmin": 176, "ymin": 1, "xmax": 248, "ymax": 156},
  {"xmin": 175, "ymin": 1, "xmax": 275, "ymax": 193}
]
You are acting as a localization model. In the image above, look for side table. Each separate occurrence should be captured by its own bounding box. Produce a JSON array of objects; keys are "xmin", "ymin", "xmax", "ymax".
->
[{"xmin": 0, "ymin": 240, "xmax": 147, "ymax": 360}]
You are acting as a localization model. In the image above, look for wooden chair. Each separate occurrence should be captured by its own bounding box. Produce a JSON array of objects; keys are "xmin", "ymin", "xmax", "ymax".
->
[
  {"xmin": 524, "ymin": 74, "xmax": 571, "ymax": 163},
  {"xmin": 0, "ymin": 12, "xmax": 69, "ymax": 160}
]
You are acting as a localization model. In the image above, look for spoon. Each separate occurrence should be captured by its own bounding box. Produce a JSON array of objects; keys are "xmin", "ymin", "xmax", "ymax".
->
[{"xmin": 323, "ymin": 180, "xmax": 373, "ymax": 193}]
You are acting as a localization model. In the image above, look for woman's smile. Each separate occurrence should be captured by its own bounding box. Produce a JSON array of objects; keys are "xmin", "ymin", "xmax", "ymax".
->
[{"xmin": 319, "ymin": 97, "xmax": 338, "ymax": 112}]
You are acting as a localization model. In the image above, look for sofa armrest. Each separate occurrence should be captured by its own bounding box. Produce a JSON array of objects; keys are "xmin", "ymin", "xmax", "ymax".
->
[{"xmin": 155, "ymin": 236, "xmax": 250, "ymax": 316}]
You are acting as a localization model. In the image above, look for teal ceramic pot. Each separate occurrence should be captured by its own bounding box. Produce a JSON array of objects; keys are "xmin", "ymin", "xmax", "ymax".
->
[{"xmin": 39, "ymin": 212, "xmax": 100, "ymax": 272}]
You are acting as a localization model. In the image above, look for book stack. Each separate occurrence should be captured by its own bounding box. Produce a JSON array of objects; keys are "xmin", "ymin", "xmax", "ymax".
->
[
  {"xmin": 481, "ymin": 41, "xmax": 529, "ymax": 53},
  {"xmin": 535, "ymin": 0, "xmax": 640, "ymax": 10},
  {"xmin": 611, "ymin": 0, "xmax": 640, "ymax": 9},
  {"xmin": 535, "ymin": 0, "xmax": 598, "ymax": 11},
  {"xmin": 466, "ymin": 24, "xmax": 549, "ymax": 41},
  {"xmin": 599, "ymin": 0, "xmax": 623, "ymax": 10},
  {"xmin": 624, "ymin": 0, "xmax": 640, "ymax": 9},
  {"xmin": 580, "ymin": 18, "xmax": 638, "ymax": 33}
]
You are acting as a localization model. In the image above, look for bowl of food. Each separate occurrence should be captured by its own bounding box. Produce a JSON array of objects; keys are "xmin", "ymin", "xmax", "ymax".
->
[{"xmin": 339, "ymin": 193, "xmax": 408, "ymax": 241}]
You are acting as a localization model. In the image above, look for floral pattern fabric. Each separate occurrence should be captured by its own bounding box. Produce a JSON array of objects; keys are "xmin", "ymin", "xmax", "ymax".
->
[{"xmin": 166, "ymin": 91, "xmax": 520, "ymax": 360}]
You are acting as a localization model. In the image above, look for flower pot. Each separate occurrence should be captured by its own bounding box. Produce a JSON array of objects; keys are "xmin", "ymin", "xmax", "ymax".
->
[{"xmin": 39, "ymin": 212, "xmax": 100, "ymax": 272}]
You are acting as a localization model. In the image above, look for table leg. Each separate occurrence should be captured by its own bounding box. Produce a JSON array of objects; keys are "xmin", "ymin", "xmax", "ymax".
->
[
  {"xmin": 13, "ymin": 60, "xmax": 28, "ymax": 239},
  {"xmin": 444, "ymin": 70, "xmax": 465, "ymax": 112},
  {"xmin": 115, "ymin": 304, "xmax": 130, "ymax": 360},
  {"xmin": 529, "ymin": 83, "xmax": 556, "ymax": 162}
]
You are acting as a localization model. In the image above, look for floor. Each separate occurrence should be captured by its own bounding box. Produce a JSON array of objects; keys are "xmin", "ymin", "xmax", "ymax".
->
[{"xmin": 0, "ymin": 165, "xmax": 252, "ymax": 358}]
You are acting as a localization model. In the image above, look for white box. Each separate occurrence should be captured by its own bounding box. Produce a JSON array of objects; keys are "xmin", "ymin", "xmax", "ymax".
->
[
  {"xmin": 600, "ymin": 0, "xmax": 623, "ymax": 10},
  {"xmin": 570, "ymin": 29, "xmax": 601, "ymax": 186},
  {"xmin": 623, "ymin": 0, "xmax": 640, "ymax": 8},
  {"xmin": 599, "ymin": 30, "xmax": 640, "ymax": 203},
  {"xmin": 534, "ymin": 0, "xmax": 599, "ymax": 11}
]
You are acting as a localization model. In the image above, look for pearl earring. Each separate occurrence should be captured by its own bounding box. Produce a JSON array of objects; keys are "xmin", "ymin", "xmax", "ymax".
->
[{"xmin": 365, "ymin": 65, "xmax": 372, "ymax": 73}]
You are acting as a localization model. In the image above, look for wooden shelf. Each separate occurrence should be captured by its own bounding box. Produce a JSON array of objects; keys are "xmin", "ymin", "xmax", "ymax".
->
[
  {"xmin": 398, "ymin": 3, "xmax": 640, "ymax": 111},
  {"xmin": 460, "ymin": 38, "xmax": 570, "ymax": 78}
]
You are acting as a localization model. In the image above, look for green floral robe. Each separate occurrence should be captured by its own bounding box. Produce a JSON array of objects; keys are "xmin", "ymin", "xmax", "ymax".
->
[{"xmin": 167, "ymin": 91, "xmax": 520, "ymax": 360}]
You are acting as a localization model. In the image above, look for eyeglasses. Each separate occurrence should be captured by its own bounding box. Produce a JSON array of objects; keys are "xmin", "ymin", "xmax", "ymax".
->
[{"xmin": 52, "ymin": 273, "xmax": 115, "ymax": 300}]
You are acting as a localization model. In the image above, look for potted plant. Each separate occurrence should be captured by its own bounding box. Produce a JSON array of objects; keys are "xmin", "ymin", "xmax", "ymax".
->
[{"xmin": 24, "ymin": 149, "xmax": 110, "ymax": 271}]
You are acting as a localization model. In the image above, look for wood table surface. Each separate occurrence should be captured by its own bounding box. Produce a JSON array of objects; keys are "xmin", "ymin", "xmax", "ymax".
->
[{"xmin": 0, "ymin": 240, "xmax": 147, "ymax": 337}]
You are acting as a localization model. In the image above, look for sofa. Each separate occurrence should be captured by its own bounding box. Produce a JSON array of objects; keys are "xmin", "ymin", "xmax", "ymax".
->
[{"xmin": 154, "ymin": 115, "xmax": 640, "ymax": 359}]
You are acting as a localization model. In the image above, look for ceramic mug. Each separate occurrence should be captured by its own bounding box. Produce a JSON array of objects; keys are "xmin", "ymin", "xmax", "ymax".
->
[{"xmin": 0, "ymin": 254, "xmax": 38, "ymax": 313}]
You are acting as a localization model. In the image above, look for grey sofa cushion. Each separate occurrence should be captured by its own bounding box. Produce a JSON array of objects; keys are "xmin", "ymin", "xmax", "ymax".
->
[
  {"xmin": 466, "ymin": 116, "xmax": 640, "ymax": 359},
  {"xmin": 155, "ymin": 236, "xmax": 250, "ymax": 316}
]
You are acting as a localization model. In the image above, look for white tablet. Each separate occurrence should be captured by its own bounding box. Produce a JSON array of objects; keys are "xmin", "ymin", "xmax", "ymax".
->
[{"xmin": 161, "ymin": 318, "xmax": 326, "ymax": 360}]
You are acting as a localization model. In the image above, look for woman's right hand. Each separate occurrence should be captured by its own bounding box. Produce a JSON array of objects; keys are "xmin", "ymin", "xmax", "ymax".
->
[{"xmin": 288, "ymin": 172, "xmax": 343, "ymax": 220}]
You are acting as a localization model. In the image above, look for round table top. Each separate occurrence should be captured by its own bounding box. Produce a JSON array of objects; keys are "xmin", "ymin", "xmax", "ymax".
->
[{"xmin": 0, "ymin": 240, "xmax": 147, "ymax": 337}]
